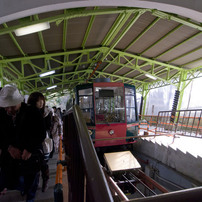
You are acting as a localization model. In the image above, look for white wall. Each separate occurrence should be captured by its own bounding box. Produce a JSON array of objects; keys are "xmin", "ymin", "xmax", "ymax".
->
[
  {"xmin": 145, "ymin": 85, "xmax": 176, "ymax": 115},
  {"xmin": 181, "ymin": 77, "xmax": 202, "ymax": 110},
  {"xmin": 144, "ymin": 76, "xmax": 202, "ymax": 115}
]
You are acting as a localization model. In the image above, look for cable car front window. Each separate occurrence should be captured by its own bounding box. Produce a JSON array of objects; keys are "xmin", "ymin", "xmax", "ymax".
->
[
  {"xmin": 95, "ymin": 86, "xmax": 125, "ymax": 124},
  {"xmin": 78, "ymin": 88, "xmax": 94, "ymax": 125},
  {"xmin": 125, "ymin": 87, "xmax": 137, "ymax": 123}
]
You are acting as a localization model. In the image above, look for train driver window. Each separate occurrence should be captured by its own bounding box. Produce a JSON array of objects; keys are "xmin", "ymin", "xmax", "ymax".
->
[
  {"xmin": 125, "ymin": 87, "xmax": 137, "ymax": 123},
  {"xmin": 95, "ymin": 86, "xmax": 125, "ymax": 124},
  {"xmin": 78, "ymin": 88, "xmax": 94, "ymax": 125}
]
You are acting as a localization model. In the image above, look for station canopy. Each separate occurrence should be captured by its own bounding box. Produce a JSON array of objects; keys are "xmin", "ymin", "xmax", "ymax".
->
[{"xmin": 0, "ymin": 3, "xmax": 201, "ymax": 98}]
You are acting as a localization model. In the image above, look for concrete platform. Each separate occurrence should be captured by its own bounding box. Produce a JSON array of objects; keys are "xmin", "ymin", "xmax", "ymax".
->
[{"xmin": 0, "ymin": 153, "xmax": 68, "ymax": 202}]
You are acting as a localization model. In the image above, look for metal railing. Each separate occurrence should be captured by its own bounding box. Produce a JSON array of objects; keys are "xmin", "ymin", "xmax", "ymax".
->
[
  {"xmin": 156, "ymin": 109, "xmax": 202, "ymax": 138},
  {"xmin": 63, "ymin": 105, "xmax": 113, "ymax": 202},
  {"xmin": 129, "ymin": 186, "xmax": 202, "ymax": 202},
  {"xmin": 61, "ymin": 106, "xmax": 202, "ymax": 202}
]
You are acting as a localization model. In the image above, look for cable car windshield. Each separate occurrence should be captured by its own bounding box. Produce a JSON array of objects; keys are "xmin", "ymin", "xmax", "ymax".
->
[{"xmin": 95, "ymin": 86, "xmax": 125, "ymax": 124}]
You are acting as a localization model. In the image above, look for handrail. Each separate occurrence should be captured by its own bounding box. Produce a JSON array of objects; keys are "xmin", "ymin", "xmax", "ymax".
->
[
  {"xmin": 55, "ymin": 136, "xmax": 63, "ymax": 184},
  {"xmin": 129, "ymin": 186, "xmax": 202, "ymax": 202},
  {"xmin": 54, "ymin": 136, "xmax": 64, "ymax": 202},
  {"xmin": 63, "ymin": 105, "xmax": 113, "ymax": 202}
]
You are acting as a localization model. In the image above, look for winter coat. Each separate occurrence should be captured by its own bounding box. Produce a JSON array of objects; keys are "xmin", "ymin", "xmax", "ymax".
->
[{"xmin": 1, "ymin": 102, "xmax": 46, "ymax": 154}]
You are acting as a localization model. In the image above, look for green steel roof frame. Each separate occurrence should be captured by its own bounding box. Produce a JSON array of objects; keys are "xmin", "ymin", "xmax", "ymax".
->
[{"xmin": 0, "ymin": 7, "xmax": 201, "ymax": 97}]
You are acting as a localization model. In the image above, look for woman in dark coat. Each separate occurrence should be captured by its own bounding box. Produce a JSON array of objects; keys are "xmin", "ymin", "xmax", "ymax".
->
[
  {"xmin": 27, "ymin": 92, "xmax": 52, "ymax": 192},
  {"xmin": 0, "ymin": 85, "xmax": 46, "ymax": 201}
]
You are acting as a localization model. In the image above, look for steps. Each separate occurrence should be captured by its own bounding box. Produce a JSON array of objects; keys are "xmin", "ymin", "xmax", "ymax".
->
[
  {"xmin": 134, "ymin": 135, "xmax": 202, "ymax": 185},
  {"xmin": 0, "ymin": 154, "xmax": 58, "ymax": 202}
]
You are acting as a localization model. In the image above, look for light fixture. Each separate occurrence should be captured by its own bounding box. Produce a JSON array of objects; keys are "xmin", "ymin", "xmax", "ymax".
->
[
  {"xmin": 145, "ymin": 73, "xmax": 157, "ymax": 80},
  {"xmin": 47, "ymin": 85, "xmax": 57, "ymax": 90},
  {"xmin": 39, "ymin": 70, "xmax": 55, "ymax": 77},
  {"xmin": 14, "ymin": 22, "xmax": 50, "ymax": 36}
]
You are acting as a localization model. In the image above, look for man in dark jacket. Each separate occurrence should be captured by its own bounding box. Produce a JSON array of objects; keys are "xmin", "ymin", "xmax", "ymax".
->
[{"xmin": 0, "ymin": 85, "xmax": 46, "ymax": 201}]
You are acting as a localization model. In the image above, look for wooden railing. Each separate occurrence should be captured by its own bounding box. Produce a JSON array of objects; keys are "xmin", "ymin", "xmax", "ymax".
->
[{"xmin": 54, "ymin": 135, "xmax": 65, "ymax": 202}]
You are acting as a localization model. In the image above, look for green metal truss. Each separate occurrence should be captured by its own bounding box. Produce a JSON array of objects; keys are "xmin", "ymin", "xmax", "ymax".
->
[
  {"xmin": 0, "ymin": 7, "xmax": 201, "ymax": 98},
  {"xmin": 1, "ymin": 47, "xmax": 201, "ymax": 94}
]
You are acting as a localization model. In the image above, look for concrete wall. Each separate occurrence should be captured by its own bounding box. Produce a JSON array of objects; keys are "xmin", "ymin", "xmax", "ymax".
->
[{"xmin": 134, "ymin": 138, "xmax": 202, "ymax": 184}]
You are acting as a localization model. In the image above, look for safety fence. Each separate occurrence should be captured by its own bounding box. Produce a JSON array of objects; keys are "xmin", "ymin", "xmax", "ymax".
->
[
  {"xmin": 156, "ymin": 109, "xmax": 202, "ymax": 138},
  {"xmin": 138, "ymin": 109, "xmax": 202, "ymax": 138}
]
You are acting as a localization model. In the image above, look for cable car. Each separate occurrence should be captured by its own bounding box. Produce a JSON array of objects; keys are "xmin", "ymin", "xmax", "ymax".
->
[{"xmin": 75, "ymin": 80, "xmax": 139, "ymax": 147}]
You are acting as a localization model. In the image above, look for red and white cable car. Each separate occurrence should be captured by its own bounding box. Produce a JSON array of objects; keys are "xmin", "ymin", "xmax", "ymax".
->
[{"xmin": 75, "ymin": 81, "xmax": 139, "ymax": 147}]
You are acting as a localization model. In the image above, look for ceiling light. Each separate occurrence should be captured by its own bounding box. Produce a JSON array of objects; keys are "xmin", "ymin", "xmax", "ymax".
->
[
  {"xmin": 39, "ymin": 70, "xmax": 55, "ymax": 77},
  {"xmin": 47, "ymin": 85, "xmax": 57, "ymax": 90},
  {"xmin": 145, "ymin": 73, "xmax": 157, "ymax": 80},
  {"xmin": 14, "ymin": 22, "xmax": 50, "ymax": 36}
]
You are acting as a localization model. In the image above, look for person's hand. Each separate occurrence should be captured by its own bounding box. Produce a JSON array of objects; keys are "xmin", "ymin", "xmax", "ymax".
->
[
  {"xmin": 8, "ymin": 145, "xmax": 21, "ymax": 159},
  {"xmin": 22, "ymin": 149, "xmax": 32, "ymax": 160}
]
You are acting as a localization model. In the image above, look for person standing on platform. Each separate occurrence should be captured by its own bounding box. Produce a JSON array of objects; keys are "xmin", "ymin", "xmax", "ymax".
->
[
  {"xmin": 0, "ymin": 85, "xmax": 46, "ymax": 202},
  {"xmin": 27, "ymin": 92, "xmax": 52, "ymax": 192},
  {"xmin": 51, "ymin": 107, "xmax": 63, "ymax": 153}
]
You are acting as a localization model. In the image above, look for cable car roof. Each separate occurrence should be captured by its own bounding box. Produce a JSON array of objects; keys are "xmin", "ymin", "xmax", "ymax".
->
[{"xmin": 0, "ymin": 1, "xmax": 201, "ymax": 98}]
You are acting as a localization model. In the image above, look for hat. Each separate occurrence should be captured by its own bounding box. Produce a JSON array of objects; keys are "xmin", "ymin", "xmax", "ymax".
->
[{"xmin": 0, "ymin": 85, "xmax": 24, "ymax": 107}]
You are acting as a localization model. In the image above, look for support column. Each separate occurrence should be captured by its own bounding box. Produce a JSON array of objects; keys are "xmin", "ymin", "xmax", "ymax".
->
[
  {"xmin": 19, "ymin": 82, "xmax": 25, "ymax": 95},
  {"xmin": 141, "ymin": 83, "xmax": 149, "ymax": 119},
  {"xmin": 177, "ymin": 70, "xmax": 188, "ymax": 111},
  {"xmin": 0, "ymin": 65, "xmax": 4, "ymax": 87},
  {"xmin": 170, "ymin": 70, "xmax": 188, "ymax": 123}
]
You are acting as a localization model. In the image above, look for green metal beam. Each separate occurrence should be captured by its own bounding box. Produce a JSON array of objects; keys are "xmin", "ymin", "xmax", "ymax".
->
[
  {"xmin": 0, "ymin": 45, "xmax": 201, "ymax": 94},
  {"xmin": 102, "ymin": 56, "xmax": 118, "ymax": 72},
  {"xmin": 142, "ymin": 83, "xmax": 149, "ymax": 118},
  {"xmin": 96, "ymin": 70, "xmax": 145, "ymax": 84},
  {"xmin": 0, "ymin": 8, "xmax": 140, "ymax": 36},
  {"xmin": 6, "ymin": 62, "xmax": 23, "ymax": 78},
  {"xmin": 168, "ymin": 46, "xmax": 202, "ymax": 63},
  {"xmin": 177, "ymin": 71, "xmax": 187, "ymax": 111},
  {"xmin": 3, "ymin": 23, "xmax": 26, "ymax": 56},
  {"xmin": 62, "ymin": 10, "xmax": 68, "ymax": 51},
  {"xmin": 0, "ymin": 7, "xmax": 200, "ymax": 38},
  {"xmin": 102, "ymin": 11, "xmax": 144, "ymax": 61},
  {"xmin": 112, "ymin": 49, "xmax": 182, "ymax": 71},
  {"xmin": 0, "ymin": 65, "xmax": 3, "ymax": 87},
  {"xmin": 62, "ymin": 55, "xmax": 68, "ymax": 90},
  {"xmin": 181, "ymin": 57, "xmax": 202, "ymax": 67},
  {"xmin": 0, "ymin": 47, "xmax": 104, "ymax": 63},
  {"xmin": 82, "ymin": 7, "xmax": 97, "ymax": 48},
  {"xmin": 140, "ymin": 24, "xmax": 183, "ymax": 55},
  {"xmin": 102, "ymin": 12, "xmax": 132, "ymax": 46},
  {"xmin": 152, "ymin": 10, "xmax": 202, "ymax": 31},
  {"xmin": 154, "ymin": 32, "xmax": 202, "ymax": 59},
  {"xmin": 124, "ymin": 17, "xmax": 160, "ymax": 51}
]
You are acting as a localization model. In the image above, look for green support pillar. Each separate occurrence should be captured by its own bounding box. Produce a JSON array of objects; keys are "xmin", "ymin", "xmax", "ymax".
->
[
  {"xmin": 142, "ymin": 83, "xmax": 149, "ymax": 119},
  {"xmin": 177, "ymin": 70, "xmax": 188, "ymax": 111},
  {"xmin": 0, "ymin": 65, "xmax": 3, "ymax": 87},
  {"xmin": 19, "ymin": 82, "xmax": 25, "ymax": 95}
]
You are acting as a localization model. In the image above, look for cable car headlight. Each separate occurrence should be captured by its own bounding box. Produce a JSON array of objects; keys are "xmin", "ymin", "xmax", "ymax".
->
[{"xmin": 109, "ymin": 129, "xmax": 114, "ymax": 135}]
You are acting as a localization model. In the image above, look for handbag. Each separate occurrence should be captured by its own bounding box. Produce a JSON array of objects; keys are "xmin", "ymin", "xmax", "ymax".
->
[{"xmin": 42, "ymin": 131, "xmax": 53, "ymax": 154}]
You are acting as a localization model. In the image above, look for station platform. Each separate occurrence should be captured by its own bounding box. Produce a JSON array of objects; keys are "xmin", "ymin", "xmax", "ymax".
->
[{"xmin": 0, "ymin": 153, "xmax": 67, "ymax": 202}]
